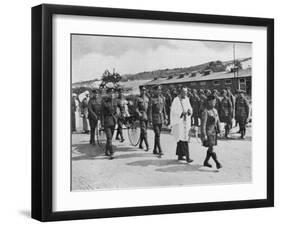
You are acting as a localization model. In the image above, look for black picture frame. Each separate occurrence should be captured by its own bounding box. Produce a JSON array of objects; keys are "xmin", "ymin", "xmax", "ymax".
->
[{"xmin": 32, "ymin": 3, "xmax": 274, "ymax": 222}]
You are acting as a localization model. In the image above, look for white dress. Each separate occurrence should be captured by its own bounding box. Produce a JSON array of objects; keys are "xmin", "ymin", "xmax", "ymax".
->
[{"xmin": 170, "ymin": 96, "xmax": 193, "ymax": 141}]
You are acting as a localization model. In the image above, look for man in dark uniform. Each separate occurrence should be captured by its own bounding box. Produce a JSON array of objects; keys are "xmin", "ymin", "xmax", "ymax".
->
[
  {"xmin": 148, "ymin": 85, "xmax": 167, "ymax": 158},
  {"xmin": 115, "ymin": 88, "xmax": 126, "ymax": 142},
  {"xmin": 219, "ymin": 89, "xmax": 233, "ymax": 138},
  {"xmin": 235, "ymin": 89, "xmax": 250, "ymax": 139},
  {"xmin": 136, "ymin": 86, "xmax": 150, "ymax": 151},
  {"xmin": 88, "ymin": 89, "xmax": 101, "ymax": 145},
  {"xmin": 101, "ymin": 87, "xmax": 118, "ymax": 159}
]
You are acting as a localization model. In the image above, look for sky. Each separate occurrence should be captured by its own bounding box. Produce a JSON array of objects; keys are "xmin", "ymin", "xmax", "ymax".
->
[{"xmin": 72, "ymin": 35, "xmax": 252, "ymax": 83}]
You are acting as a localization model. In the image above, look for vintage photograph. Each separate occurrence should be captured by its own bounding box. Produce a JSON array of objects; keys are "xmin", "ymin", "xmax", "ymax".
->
[{"xmin": 71, "ymin": 34, "xmax": 252, "ymax": 191}]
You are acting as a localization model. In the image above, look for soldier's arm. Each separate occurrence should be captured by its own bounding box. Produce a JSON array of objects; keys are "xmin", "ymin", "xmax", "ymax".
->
[
  {"xmin": 135, "ymin": 98, "xmax": 141, "ymax": 117},
  {"xmin": 245, "ymin": 99, "xmax": 250, "ymax": 120},
  {"xmin": 148, "ymin": 99, "xmax": 152, "ymax": 123},
  {"xmin": 228, "ymin": 98, "xmax": 233, "ymax": 116},
  {"xmin": 88, "ymin": 101, "xmax": 97, "ymax": 120},
  {"xmin": 201, "ymin": 110, "xmax": 207, "ymax": 139},
  {"xmin": 215, "ymin": 109, "xmax": 221, "ymax": 134},
  {"xmin": 163, "ymin": 98, "xmax": 167, "ymax": 121}
]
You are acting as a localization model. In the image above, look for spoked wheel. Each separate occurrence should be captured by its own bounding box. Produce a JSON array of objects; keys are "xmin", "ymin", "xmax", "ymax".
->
[
  {"xmin": 127, "ymin": 121, "xmax": 140, "ymax": 146},
  {"xmin": 96, "ymin": 122, "xmax": 107, "ymax": 151}
]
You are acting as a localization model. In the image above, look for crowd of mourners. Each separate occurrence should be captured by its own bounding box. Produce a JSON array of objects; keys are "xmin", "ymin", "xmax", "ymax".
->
[{"xmin": 72, "ymin": 84, "xmax": 250, "ymax": 169}]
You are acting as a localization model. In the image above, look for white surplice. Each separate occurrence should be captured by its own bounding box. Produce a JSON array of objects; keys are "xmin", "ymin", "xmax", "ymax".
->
[{"xmin": 170, "ymin": 96, "xmax": 193, "ymax": 141}]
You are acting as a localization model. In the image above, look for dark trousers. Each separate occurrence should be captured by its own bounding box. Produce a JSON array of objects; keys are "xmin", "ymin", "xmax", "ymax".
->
[
  {"xmin": 139, "ymin": 119, "xmax": 149, "ymax": 148},
  {"xmin": 176, "ymin": 141, "xmax": 190, "ymax": 159},
  {"xmin": 237, "ymin": 118, "xmax": 247, "ymax": 135},
  {"xmin": 105, "ymin": 125, "xmax": 115, "ymax": 155},
  {"xmin": 71, "ymin": 111, "xmax": 76, "ymax": 132},
  {"xmin": 115, "ymin": 118, "xmax": 124, "ymax": 140},
  {"xmin": 89, "ymin": 120, "xmax": 97, "ymax": 144},
  {"xmin": 153, "ymin": 124, "xmax": 162, "ymax": 153}
]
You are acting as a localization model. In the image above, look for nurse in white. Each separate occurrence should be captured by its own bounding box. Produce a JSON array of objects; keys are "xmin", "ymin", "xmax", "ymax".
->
[{"xmin": 170, "ymin": 87, "xmax": 193, "ymax": 163}]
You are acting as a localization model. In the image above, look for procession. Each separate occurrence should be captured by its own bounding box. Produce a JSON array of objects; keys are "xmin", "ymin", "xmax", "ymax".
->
[
  {"xmin": 71, "ymin": 83, "xmax": 251, "ymax": 190},
  {"xmin": 71, "ymin": 35, "xmax": 252, "ymax": 190}
]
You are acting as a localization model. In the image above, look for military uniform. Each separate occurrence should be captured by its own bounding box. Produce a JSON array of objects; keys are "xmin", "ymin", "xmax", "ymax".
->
[
  {"xmin": 235, "ymin": 92, "xmax": 250, "ymax": 138},
  {"xmin": 219, "ymin": 94, "xmax": 233, "ymax": 138},
  {"xmin": 101, "ymin": 95, "xmax": 117, "ymax": 157},
  {"xmin": 88, "ymin": 94, "xmax": 101, "ymax": 144},
  {"xmin": 148, "ymin": 91, "xmax": 167, "ymax": 156},
  {"xmin": 201, "ymin": 94, "xmax": 222, "ymax": 169},
  {"xmin": 136, "ymin": 93, "xmax": 150, "ymax": 150}
]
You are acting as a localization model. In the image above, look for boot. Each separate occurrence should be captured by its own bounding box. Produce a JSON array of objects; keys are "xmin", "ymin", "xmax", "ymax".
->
[
  {"xmin": 153, "ymin": 142, "xmax": 158, "ymax": 154},
  {"xmin": 211, "ymin": 152, "xmax": 222, "ymax": 169},
  {"xmin": 241, "ymin": 128, "xmax": 246, "ymax": 139},
  {"xmin": 184, "ymin": 142, "xmax": 193, "ymax": 163},
  {"xmin": 203, "ymin": 151, "xmax": 212, "ymax": 168}
]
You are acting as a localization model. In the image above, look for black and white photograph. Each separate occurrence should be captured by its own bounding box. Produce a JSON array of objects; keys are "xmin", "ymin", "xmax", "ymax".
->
[{"xmin": 71, "ymin": 34, "xmax": 252, "ymax": 191}]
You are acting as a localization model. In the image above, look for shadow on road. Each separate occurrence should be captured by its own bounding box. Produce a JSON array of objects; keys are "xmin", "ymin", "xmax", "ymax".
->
[
  {"xmin": 155, "ymin": 164, "xmax": 202, "ymax": 173},
  {"xmin": 72, "ymin": 143, "xmax": 105, "ymax": 161},
  {"xmin": 127, "ymin": 159, "xmax": 180, "ymax": 167},
  {"xmin": 72, "ymin": 143, "xmax": 143, "ymax": 161},
  {"xmin": 127, "ymin": 159, "xmax": 219, "ymax": 173}
]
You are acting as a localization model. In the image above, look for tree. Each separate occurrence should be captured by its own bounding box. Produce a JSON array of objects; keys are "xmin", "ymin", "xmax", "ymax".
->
[{"xmin": 100, "ymin": 69, "xmax": 122, "ymax": 88}]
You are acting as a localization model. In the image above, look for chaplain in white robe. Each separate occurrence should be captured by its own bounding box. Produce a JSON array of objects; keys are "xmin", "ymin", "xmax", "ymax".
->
[{"xmin": 170, "ymin": 87, "xmax": 193, "ymax": 162}]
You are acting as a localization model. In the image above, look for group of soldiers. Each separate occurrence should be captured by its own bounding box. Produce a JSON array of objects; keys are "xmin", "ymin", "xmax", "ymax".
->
[{"xmin": 72, "ymin": 84, "xmax": 250, "ymax": 162}]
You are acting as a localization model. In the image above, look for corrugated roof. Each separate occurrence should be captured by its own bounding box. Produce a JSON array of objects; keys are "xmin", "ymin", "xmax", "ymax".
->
[{"xmin": 144, "ymin": 68, "xmax": 251, "ymax": 86}]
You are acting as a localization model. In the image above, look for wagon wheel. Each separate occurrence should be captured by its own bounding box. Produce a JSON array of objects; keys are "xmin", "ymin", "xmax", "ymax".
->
[
  {"xmin": 96, "ymin": 122, "xmax": 107, "ymax": 151},
  {"xmin": 127, "ymin": 121, "xmax": 140, "ymax": 146}
]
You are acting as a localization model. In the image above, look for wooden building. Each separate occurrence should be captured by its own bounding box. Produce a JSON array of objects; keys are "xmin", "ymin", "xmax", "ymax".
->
[{"xmin": 143, "ymin": 67, "xmax": 251, "ymax": 95}]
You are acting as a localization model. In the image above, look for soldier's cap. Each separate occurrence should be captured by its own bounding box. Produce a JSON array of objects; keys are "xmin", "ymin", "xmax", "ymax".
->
[
  {"xmin": 106, "ymin": 87, "xmax": 115, "ymax": 93},
  {"xmin": 192, "ymin": 89, "xmax": 198, "ymax": 93},
  {"xmin": 92, "ymin": 89, "xmax": 98, "ymax": 94},
  {"xmin": 207, "ymin": 94, "xmax": 216, "ymax": 101},
  {"xmin": 85, "ymin": 90, "xmax": 90, "ymax": 95},
  {"xmin": 72, "ymin": 93, "xmax": 77, "ymax": 97},
  {"xmin": 116, "ymin": 87, "xmax": 123, "ymax": 92},
  {"xmin": 221, "ymin": 89, "xmax": 227, "ymax": 95},
  {"xmin": 199, "ymin": 89, "xmax": 204, "ymax": 93},
  {"xmin": 237, "ymin": 89, "xmax": 246, "ymax": 93},
  {"xmin": 212, "ymin": 89, "xmax": 218, "ymax": 94},
  {"xmin": 139, "ymin": 86, "xmax": 146, "ymax": 90},
  {"xmin": 152, "ymin": 85, "xmax": 161, "ymax": 90}
]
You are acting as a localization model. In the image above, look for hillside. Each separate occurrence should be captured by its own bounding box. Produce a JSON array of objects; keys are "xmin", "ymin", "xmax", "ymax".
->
[{"xmin": 121, "ymin": 57, "xmax": 251, "ymax": 81}]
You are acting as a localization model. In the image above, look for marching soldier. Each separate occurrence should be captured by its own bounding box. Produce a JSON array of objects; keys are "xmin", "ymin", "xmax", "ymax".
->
[
  {"xmin": 135, "ymin": 87, "xmax": 150, "ymax": 151},
  {"xmin": 115, "ymin": 88, "xmax": 126, "ymax": 142},
  {"xmin": 88, "ymin": 89, "xmax": 101, "ymax": 145},
  {"xmin": 219, "ymin": 89, "xmax": 233, "ymax": 138},
  {"xmin": 148, "ymin": 85, "xmax": 167, "ymax": 157},
  {"xmin": 101, "ymin": 87, "xmax": 118, "ymax": 159},
  {"xmin": 201, "ymin": 94, "xmax": 222, "ymax": 169},
  {"xmin": 235, "ymin": 89, "xmax": 250, "ymax": 139}
]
